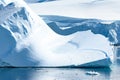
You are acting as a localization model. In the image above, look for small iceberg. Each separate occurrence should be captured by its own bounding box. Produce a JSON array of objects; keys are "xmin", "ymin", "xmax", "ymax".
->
[{"xmin": 86, "ymin": 71, "xmax": 100, "ymax": 76}]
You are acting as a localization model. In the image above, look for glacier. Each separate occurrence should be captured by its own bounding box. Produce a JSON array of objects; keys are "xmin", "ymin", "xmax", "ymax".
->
[{"xmin": 0, "ymin": 0, "xmax": 115, "ymax": 67}]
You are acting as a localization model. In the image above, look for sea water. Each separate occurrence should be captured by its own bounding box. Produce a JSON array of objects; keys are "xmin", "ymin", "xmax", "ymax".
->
[
  {"xmin": 0, "ymin": 61, "xmax": 120, "ymax": 80},
  {"xmin": 0, "ymin": 48, "xmax": 120, "ymax": 80}
]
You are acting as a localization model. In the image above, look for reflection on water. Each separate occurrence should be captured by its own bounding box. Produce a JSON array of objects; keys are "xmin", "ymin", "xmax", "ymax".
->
[
  {"xmin": 0, "ymin": 63, "xmax": 120, "ymax": 80},
  {"xmin": 0, "ymin": 50, "xmax": 120, "ymax": 80}
]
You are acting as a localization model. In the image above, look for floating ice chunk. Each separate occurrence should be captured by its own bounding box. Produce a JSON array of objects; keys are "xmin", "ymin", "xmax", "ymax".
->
[{"xmin": 86, "ymin": 71, "xmax": 100, "ymax": 76}]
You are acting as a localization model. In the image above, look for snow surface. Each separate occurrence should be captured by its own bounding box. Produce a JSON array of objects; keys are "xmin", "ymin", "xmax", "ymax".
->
[
  {"xmin": 25, "ymin": 0, "xmax": 57, "ymax": 3},
  {"xmin": 0, "ymin": 0, "xmax": 114, "ymax": 67},
  {"xmin": 28, "ymin": 0, "xmax": 120, "ymax": 20}
]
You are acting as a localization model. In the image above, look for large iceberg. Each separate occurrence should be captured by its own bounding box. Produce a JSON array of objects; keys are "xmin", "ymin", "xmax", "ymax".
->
[{"xmin": 0, "ymin": 0, "xmax": 114, "ymax": 67}]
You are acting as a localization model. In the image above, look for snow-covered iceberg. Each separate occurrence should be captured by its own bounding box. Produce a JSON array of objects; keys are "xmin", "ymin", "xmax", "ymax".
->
[{"xmin": 0, "ymin": 0, "xmax": 113, "ymax": 67}]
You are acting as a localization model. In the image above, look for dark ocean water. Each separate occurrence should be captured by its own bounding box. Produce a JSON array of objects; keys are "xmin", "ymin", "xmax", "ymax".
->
[{"xmin": 0, "ymin": 61, "xmax": 120, "ymax": 80}]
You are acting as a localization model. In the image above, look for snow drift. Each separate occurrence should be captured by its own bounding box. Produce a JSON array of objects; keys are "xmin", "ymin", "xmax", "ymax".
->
[{"xmin": 0, "ymin": 0, "xmax": 113, "ymax": 67}]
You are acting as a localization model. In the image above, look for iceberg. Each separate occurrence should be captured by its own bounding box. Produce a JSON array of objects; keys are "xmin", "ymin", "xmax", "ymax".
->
[
  {"xmin": 86, "ymin": 71, "xmax": 100, "ymax": 75},
  {"xmin": 0, "ymin": 0, "xmax": 114, "ymax": 67}
]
